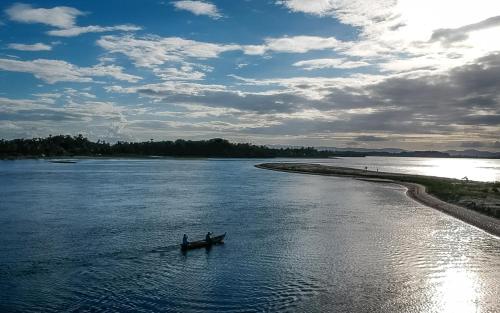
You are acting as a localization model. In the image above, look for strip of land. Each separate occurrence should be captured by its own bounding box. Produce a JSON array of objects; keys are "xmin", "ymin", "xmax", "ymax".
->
[{"xmin": 256, "ymin": 163, "xmax": 500, "ymax": 237}]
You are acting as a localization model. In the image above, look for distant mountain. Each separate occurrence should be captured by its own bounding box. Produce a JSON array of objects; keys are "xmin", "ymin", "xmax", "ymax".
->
[
  {"xmin": 268, "ymin": 145, "xmax": 405, "ymax": 153},
  {"xmin": 269, "ymin": 145, "xmax": 500, "ymax": 158},
  {"xmin": 316, "ymin": 147, "xmax": 406, "ymax": 153},
  {"xmin": 445, "ymin": 149, "xmax": 500, "ymax": 158}
]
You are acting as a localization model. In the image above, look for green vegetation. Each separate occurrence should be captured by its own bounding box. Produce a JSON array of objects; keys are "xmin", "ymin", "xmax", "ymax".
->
[
  {"xmin": 396, "ymin": 176, "xmax": 500, "ymax": 218},
  {"xmin": 0, "ymin": 135, "xmax": 335, "ymax": 158}
]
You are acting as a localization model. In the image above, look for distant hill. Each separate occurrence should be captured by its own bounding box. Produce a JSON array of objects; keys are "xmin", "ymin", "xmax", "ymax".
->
[
  {"xmin": 445, "ymin": 149, "xmax": 500, "ymax": 158},
  {"xmin": 271, "ymin": 145, "xmax": 500, "ymax": 159},
  {"xmin": 316, "ymin": 147, "xmax": 406, "ymax": 153}
]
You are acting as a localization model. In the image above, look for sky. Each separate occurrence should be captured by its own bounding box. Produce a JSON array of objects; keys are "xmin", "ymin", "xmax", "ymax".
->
[{"xmin": 0, "ymin": 0, "xmax": 499, "ymax": 150}]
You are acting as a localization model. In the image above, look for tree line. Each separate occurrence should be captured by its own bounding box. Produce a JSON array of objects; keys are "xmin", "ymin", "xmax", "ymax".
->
[
  {"xmin": 0, "ymin": 135, "xmax": 337, "ymax": 158},
  {"xmin": 1, "ymin": 135, "xmax": 467, "ymax": 159}
]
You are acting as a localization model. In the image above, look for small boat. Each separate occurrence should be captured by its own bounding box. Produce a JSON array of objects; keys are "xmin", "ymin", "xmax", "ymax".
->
[{"xmin": 181, "ymin": 233, "xmax": 226, "ymax": 251}]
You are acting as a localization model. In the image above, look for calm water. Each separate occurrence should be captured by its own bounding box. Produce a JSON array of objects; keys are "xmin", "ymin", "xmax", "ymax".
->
[
  {"xmin": 0, "ymin": 159, "xmax": 499, "ymax": 313},
  {"xmin": 318, "ymin": 156, "xmax": 500, "ymax": 182}
]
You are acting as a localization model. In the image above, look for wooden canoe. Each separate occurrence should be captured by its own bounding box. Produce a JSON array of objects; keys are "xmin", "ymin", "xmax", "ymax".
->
[{"xmin": 180, "ymin": 233, "xmax": 226, "ymax": 251}]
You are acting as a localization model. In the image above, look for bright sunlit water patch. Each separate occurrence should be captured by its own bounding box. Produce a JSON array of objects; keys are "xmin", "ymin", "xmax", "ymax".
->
[
  {"xmin": 315, "ymin": 157, "xmax": 500, "ymax": 182},
  {"xmin": 419, "ymin": 158, "xmax": 499, "ymax": 182},
  {"xmin": 431, "ymin": 268, "xmax": 480, "ymax": 313}
]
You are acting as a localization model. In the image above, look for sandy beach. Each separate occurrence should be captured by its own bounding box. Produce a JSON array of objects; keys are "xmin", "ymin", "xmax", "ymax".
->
[{"xmin": 256, "ymin": 163, "xmax": 500, "ymax": 237}]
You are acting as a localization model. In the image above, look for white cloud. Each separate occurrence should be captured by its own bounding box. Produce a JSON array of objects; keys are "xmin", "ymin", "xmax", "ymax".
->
[
  {"xmin": 243, "ymin": 35, "xmax": 344, "ymax": 55},
  {"xmin": 5, "ymin": 3, "xmax": 83, "ymax": 28},
  {"xmin": 277, "ymin": 0, "xmax": 336, "ymax": 16},
  {"xmin": 0, "ymin": 58, "xmax": 141, "ymax": 83},
  {"xmin": 294, "ymin": 58, "xmax": 369, "ymax": 70},
  {"xmin": 172, "ymin": 1, "xmax": 222, "ymax": 19},
  {"xmin": 80, "ymin": 64, "xmax": 142, "ymax": 83},
  {"xmin": 152, "ymin": 65, "xmax": 207, "ymax": 81},
  {"xmin": 33, "ymin": 93, "xmax": 62, "ymax": 99},
  {"xmin": 47, "ymin": 24, "xmax": 141, "ymax": 37},
  {"xmin": 229, "ymin": 73, "xmax": 384, "ymax": 99},
  {"xmin": 5, "ymin": 3, "xmax": 141, "ymax": 37},
  {"xmin": 97, "ymin": 35, "xmax": 240, "ymax": 67},
  {"xmin": 32, "ymin": 92, "xmax": 61, "ymax": 104},
  {"xmin": 0, "ymin": 96, "xmax": 43, "ymax": 109},
  {"xmin": 97, "ymin": 34, "xmax": 350, "ymax": 70},
  {"xmin": 277, "ymin": 0, "xmax": 396, "ymax": 28},
  {"xmin": 106, "ymin": 81, "xmax": 227, "ymax": 96},
  {"xmin": 241, "ymin": 45, "xmax": 267, "ymax": 55},
  {"xmin": 278, "ymin": 0, "xmax": 500, "ymax": 76},
  {"xmin": 7, "ymin": 42, "xmax": 52, "ymax": 51}
]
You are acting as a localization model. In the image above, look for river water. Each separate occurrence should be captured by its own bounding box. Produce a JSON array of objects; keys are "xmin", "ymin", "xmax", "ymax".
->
[
  {"xmin": 317, "ymin": 156, "xmax": 500, "ymax": 182},
  {"xmin": 0, "ymin": 158, "xmax": 499, "ymax": 312}
]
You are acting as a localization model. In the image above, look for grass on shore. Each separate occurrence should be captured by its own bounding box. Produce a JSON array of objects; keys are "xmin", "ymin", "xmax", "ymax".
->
[{"xmin": 397, "ymin": 176, "xmax": 500, "ymax": 218}]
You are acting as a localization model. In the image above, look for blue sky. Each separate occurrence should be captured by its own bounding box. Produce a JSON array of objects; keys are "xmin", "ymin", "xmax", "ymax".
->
[{"xmin": 0, "ymin": 1, "xmax": 499, "ymax": 150}]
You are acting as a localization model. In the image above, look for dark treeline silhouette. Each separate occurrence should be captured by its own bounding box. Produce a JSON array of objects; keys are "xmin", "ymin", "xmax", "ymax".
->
[
  {"xmin": 0, "ymin": 135, "xmax": 335, "ymax": 158},
  {"xmin": 1, "ymin": 135, "xmax": 474, "ymax": 159}
]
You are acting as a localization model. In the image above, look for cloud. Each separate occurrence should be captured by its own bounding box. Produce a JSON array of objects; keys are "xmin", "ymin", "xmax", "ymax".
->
[
  {"xmin": 103, "ymin": 52, "xmax": 500, "ymax": 146},
  {"xmin": 460, "ymin": 141, "xmax": 500, "ymax": 149},
  {"xmin": 244, "ymin": 36, "xmax": 344, "ymax": 55},
  {"xmin": 47, "ymin": 24, "xmax": 141, "ymax": 37},
  {"xmin": 97, "ymin": 34, "xmax": 348, "ymax": 71},
  {"xmin": 0, "ymin": 96, "xmax": 136, "ymax": 141},
  {"xmin": 276, "ymin": 0, "xmax": 336, "ymax": 16},
  {"xmin": 2, "ymin": 50, "xmax": 498, "ymax": 148},
  {"xmin": 460, "ymin": 141, "xmax": 485, "ymax": 148},
  {"xmin": 5, "ymin": 3, "xmax": 83, "ymax": 28},
  {"xmin": 7, "ymin": 42, "xmax": 52, "ymax": 51},
  {"xmin": 172, "ymin": 1, "xmax": 222, "ymax": 19},
  {"xmin": 293, "ymin": 58, "xmax": 369, "ymax": 70},
  {"xmin": 106, "ymin": 81, "xmax": 228, "ymax": 96},
  {"xmin": 97, "ymin": 35, "xmax": 240, "ymax": 67},
  {"xmin": 264, "ymin": 36, "xmax": 341, "ymax": 53},
  {"xmin": 430, "ymin": 15, "xmax": 500, "ymax": 44},
  {"xmin": 5, "ymin": 3, "xmax": 141, "ymax": 37},
  {"xmin": 277, "ymin": 0, "xmax": 395, "ymax": 28},
  {"xmin": 277, "ymin": 0, "xmax": 500, "ymax": 78},
  {"xmin": 355, "ymin": 135, "xmax": 388, "ymax": 142},
  {"xmin": 152, "ymin": 63, "xmax": 210, "ymax": 80},
  {"xmin": 0, "ymin": 58, "xmax": 141, "ymax": 83},
  {"xmin": 106, "ymin": 80, "xmax": 310, "ymax": 113},
  {"xmin": 84, "ymin": 64, "xmax": 142, "ymax": 83}
]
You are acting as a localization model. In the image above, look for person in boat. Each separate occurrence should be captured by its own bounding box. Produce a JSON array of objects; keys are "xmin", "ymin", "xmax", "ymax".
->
[
  {"xmin": 205, "ymin": 232, "xmax": 212, "ymax": 243},
  {"xmin": 182, "ymin": 234, "xmax": 189, "ymax": 247}
]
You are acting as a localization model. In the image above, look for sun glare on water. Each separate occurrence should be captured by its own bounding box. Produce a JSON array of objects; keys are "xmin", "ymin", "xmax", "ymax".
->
[
  {"xmin": 430, "ymin": 267, "xmax": 482, "ymax": 313},
  {"xmin": 419, "ymin": 158, "xmax": 500, "ymax": 182}
]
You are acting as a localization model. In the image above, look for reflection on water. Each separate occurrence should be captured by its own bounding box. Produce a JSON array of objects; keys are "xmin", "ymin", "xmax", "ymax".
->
[
  {"xmin": 315, "ymin": 156, "xmax": 500, "ymax": 182},
  {"xmin": 434, "ymin": 268, "xmax": 479, "ymax": 313},
  {"xmin": 0, "ymin": 159, "xmax": 499, "ymax": 312}
]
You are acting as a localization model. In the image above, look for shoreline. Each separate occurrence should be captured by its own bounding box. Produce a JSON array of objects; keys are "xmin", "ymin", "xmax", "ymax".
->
[
  {"xmin": 2, "ymin": 155, "xmax": 500, "ymax": 161},
  {"xmin": 256, "ymin": 163, "xmax": 500, "ymax": 237}
]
